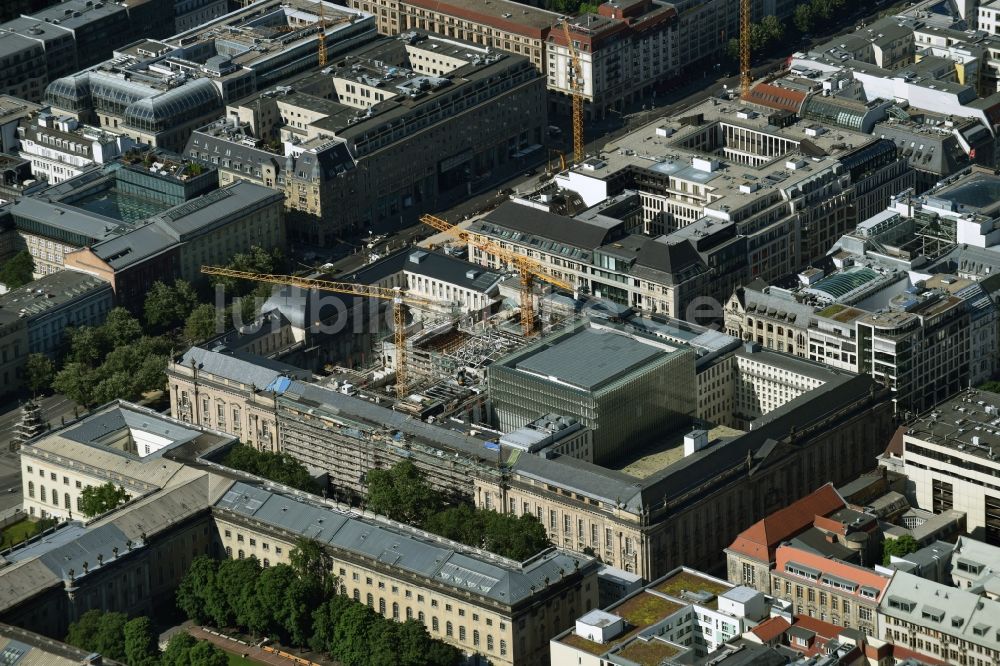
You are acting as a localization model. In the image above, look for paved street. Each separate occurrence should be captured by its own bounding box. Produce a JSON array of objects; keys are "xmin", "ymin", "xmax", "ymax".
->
[{"xmin": 0, "ymin": 394, "xmax": 81, "ymax": 514}]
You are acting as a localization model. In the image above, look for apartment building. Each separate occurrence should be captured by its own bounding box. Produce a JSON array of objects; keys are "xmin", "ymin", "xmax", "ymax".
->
[
  {"xmin": 551, "ymin": 568, "xmax": 768, "ymax": 665},
  {"xmin": 18, "ymin": 109, "xmax": 135, "ymax": 184},
  {"xmin": 468, "ymin": 201, "xmax": 746, "ymax": 322},
  {"xmin": 540, "ymin": 100, "xmax": 911, "ymax": 283},
  {"xmin": 877, "ymin": 570, "xmax": 1000, "ymax": 665},
  {"xmin": 189, "ymin": 31, "xmax": 545, "ymax": 240},
  {"xmin": 546, "ymin": 1, "xmax": 677, "ymax": 118},
  {"xmin": 886, "ymin": 389, "xmax": 1000, "ymax": 546},
  {"xmin": 769, "ymin": 545, "xmax": 889, "ymax": 635},
  {"xmin": 45, "ymin": 1, "xmax": 377, "ymax": 152}
]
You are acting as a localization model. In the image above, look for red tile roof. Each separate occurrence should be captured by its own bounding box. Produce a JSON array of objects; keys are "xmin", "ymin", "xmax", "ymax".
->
[
  {"xmin": 743, "ymin": 83, "xmax": 808, "ymax": 113},
  {"xmin": 775, "ymin": 544, "xmax": 889, "ymax": 599},
  {"xmin": 749, "ymin": 616, "xmax": 791, "ymax": 643},
  {"xmin": 884, "ymin": 424, "xmax": 905, "ymax": 457},
  {"xmin": 727, "ymin": 483, "xmax": 845, "ymax": 563},
  {"xmin": 792, "ymin": 615, "xmax": 846, "ymax": 640}
]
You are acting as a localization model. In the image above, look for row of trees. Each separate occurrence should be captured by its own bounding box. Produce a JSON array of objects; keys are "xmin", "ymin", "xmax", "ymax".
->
[
  {"xmin": 66, "ymin": 610, "xmax": 228, "ymax": 666},
  {"xmin": 366, "ymin": 461, "xmax": 551, "ymax": 561},
  {"xmin": 726, "ymin": 15, "xmax": 785, "ymax": 60},
  {"xmin": 793, "ymin": 0, "xmax": 861, "ymax": 35},
  {"xmin": 176, "ymin": 540, "xmax": 460, "ymax": 665},
  {"xmin": 223, "ymin": 443, "xmax": 319, "ymax": 493},
  {"xmin": 24, "ymin": 244, "xmax": 285, "ymax": 402},
  {"xmin": 42, "ymin": 308, "xmax": 172, "ymax": 407}
]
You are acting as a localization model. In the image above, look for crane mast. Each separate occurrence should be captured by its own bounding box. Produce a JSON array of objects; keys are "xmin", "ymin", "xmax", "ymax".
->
[
  {"xmin": 201, "ymin": 266, "xmax": 435, "ymax": 398},
  {"xmin": 562, "ymin": 21, "xmax": 585, "ymax": 165},
  {"xmin": 740, "ymin": 0, "xmax": 751, "ymax": 97},
  {"xmin": 420, "ymin": 214, "xmax": 573, "ymax": 336}
]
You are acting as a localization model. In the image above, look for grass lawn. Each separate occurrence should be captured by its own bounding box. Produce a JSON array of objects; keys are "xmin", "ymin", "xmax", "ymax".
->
[
  {"xmin": 1, "ymin": 519, "xmax": 43, "ymax": 548},
  {"xmin": 220, "ymin": 647, "xmax": 265, "ymax": 666}
]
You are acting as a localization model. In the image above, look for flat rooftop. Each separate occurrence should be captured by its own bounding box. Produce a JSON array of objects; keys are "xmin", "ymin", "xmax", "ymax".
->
[
  {"xmin": 404, "ymin": 0, "xmax": 560, "ymax": 35},
  {"xmin": 514, "ymin": 327, "xmax": 670, "ymax": 391},
  {"xmin": 0, "ymin": 271, "xmax": 109, "ymax": 321},
  {"xmin": 905, "ymin": 389, "xmax": 1000, "ymax": 462}
]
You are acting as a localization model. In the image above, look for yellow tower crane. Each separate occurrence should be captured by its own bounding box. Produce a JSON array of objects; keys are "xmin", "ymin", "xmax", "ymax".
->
[
  {"xmin": 739, "ymin": 0, "xmax": 751, "ymax": 97},
  {"xmin": 562, "ymin": 21, "xmax": 585, "ymax": 165},
  {"xmin": 201, "ymin": 266, "xmax": 436, "ymax": 398},
  {"xmin": 317, "ymin": 0, "xmax": 328, "ymax": 67},
  {"xmin": 420, "ymin": 214, "xmax": 573, "ymax": 336}
]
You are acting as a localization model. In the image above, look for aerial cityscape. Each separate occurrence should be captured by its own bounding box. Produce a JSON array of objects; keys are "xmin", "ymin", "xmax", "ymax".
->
[{"xmin": 2, "ymin": 0, "xmax": 1000, "ymax": 664}]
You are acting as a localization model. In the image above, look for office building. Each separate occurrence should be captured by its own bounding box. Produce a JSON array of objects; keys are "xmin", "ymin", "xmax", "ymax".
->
[
  {"xmin": 0, "ymin": 0, "xmax": 178, "ymax": 103},
  {"xmin": 1, "ymin": 151, "xmax": 284, "ymax": 307},
  {"xmin": 18, "ymin": 108, "xmax": 136, "ymax": 184},
  {"xmin": 188, "ymin": 30, "xmax": 546, "ymax": 240},
  {"xmin": 886, "ymin": 389, "xmax": 1000, "ymax": 546},
  {"xmin": 0, "ymin": 95, "xmax": 42, "ymax": 154},
  {"xmin": 487, "ymin": 320, "xmax": 696, "ymax": 464},
  {"xmin": 45, "ymin": 1, "xmax": 377, "ymax": 152},
  {"xmin": 0, "ymin": 270, "xmax": 112, "ymax": 396}
]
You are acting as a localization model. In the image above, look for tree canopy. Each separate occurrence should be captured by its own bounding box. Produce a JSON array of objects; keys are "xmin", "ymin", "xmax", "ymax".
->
[
  {"xmin": 52, "ymin": 309, "xmax": 170, "ymax": 407},
  {"xmin": 24, "ymin": 353, "xmax": 55, "ymax": 396},
  {"xmin": 79, "ymin": 482, "xmax": 130, "ymax": 518},
  {"xmin": 883, "ymin": 534, "xmax": 920, "ymax": 565},
  {"xmin": 0, "ymin": 251, "xmax": 34, "ymax": 289},
  {"xmin": 175, "ymin": 552, "xmax": 460, "ymax": 666},
  {"xmin": 144, "ymin": 279, "xmax": 199, "ymax": 330},
  {"xmin": 365, "ymin": 460, "xmax": 442, "ymax": 524},
  {"xmin": 223, "ymin": 443, "xmax": 319, "ymax": 493},
  {"xmin": 66, "ymin": 610, "xmax": 130, "ymax": 663}
]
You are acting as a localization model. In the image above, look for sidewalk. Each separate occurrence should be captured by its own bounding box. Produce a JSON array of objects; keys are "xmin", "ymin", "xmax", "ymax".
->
[{"xmin": 186, "ymin": 624, "xmax": 329, "ymax": 666}]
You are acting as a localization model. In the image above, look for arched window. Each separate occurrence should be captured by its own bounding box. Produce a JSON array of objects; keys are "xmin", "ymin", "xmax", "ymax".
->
[
  {"xmin": 418, "ymin": 611, "xmax": 425, "ymax": 622},
  {"xmin": 379, "ymin": 598, "xmax": 386, "ymax": 615},
  {"xmin": 459, "ymin": 626, "xmax": 465, "ymax": 641},
  {"xmin": 238, "ymin": 549, "xmax": 244, "ymax": 559},
  {"xmin": 27, "ymin": 481, "xmax": 34, "ymax": 498},
  {"xmin": 487, "ymin": 635, "xmax": 493, "ymax": 651},
  {"xmin": 367, "ymin": 593, "xmax": 373, "ymax": 608},
  {"xmin": 446, "ymin": 621, "xmax": 453, "ymax": 637},
  {"xmin": 353, "ymin": 589, "xmax": 360, "ymax": 601},
  {"xmin": 432, "ymin": 617, "xmax": 438, "ymax": 632},
  {"xmin": 64, "ymin": 493, "xmax": 70, "ymax": 509},
  {"xmin": 39, "ymin": 485, "xmax": 46, "ymax": 503},
  {"xmin": 473, "ymin": 630, "xmax": 480, "ymax": 646},
  {"xmin": 225, "ymin": 546, "xmax": 232, "ymax": 557},
  {"xmin": 406, "ymin": 607, "xmax": 412, "ymax": 620},
  {"xmin": 392, "ymin": 602, "xmax": 399, "ymax": 620},
  {"xmin": 263, "ymin": 558, "xmax": 270, "ymax": 567}
]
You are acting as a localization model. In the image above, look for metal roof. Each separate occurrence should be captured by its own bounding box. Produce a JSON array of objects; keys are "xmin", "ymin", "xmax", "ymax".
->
[
  {"xmin": 514, "ymin": 327, "xmax": 667, "ymax": 391},
  {"xmin": 345, "ymin": 247, "xmax": 504, "ymax": 294},
  {"xmin": 180, "ymin": 346, "xmax": 309, "ymax": 390},
  {"xmin": 215, "ymin": 481, "xmax": 595, "ymax": 605}
]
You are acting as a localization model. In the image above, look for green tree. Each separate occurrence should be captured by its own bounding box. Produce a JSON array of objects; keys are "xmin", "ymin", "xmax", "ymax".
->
[
  {"xmin": 280, "ymin": 575, "xmax": 325, "ymax": 647},
  {"xmin": 52, "ymin": 362, "xmax": 98, "ymax": 407},
  {"xmin": 185, "ymin": 303, "xmax": 223, "ymax": 342},
  {"xmin": 161, "ymin": 633, "xmax": 198, "ymax": 666},
  {"xmin": 65, "ymin": 610, "xmax": 128, "ymax": 662},
  {"xmin": 760, "ymin": 15, "xmax": 784, "ymax": 45},
  {"xmin": 289, "ymin": 538, "xmax": 334, "ymax": 593},
  {"xmin": 67, "ymin": 325, "xmax": 110, "ymax": 366},
  {"xmin": 883, "ymin": 534, "xmax": 920, "ymax": 565},
  {"xmin": 0, "ymin": 251, "xmax": 34, "ymax": 288},
  {"xmin": 253, "ymin": 564, "xmax": 296, "ymax": 640},
  {"xmin": 123, "ymin": 616, "xmax": 159, "ymax": 666},
  {"xmin": 176, "ymin": 555, "xmax": 218, "ymax": 624},
  {"xmin": 726, "ymin": 37, "xmax": 740, "ymax": 60},
  {"xmin": 222, "ymin": 443, "xmax": 318, "ymax": 492},
  {"xmin": 24, "ymin": 353, "xmax": 55, "ymax": 395},
  {"xmin": 793, "ymin": 3, "xmax": 814, "ymax": 33},
  {"xmin": 188, "ymin": 640, "xmax": 229, "ymax": 666},
  {"xmin": 365, "ymin": 460, "xmax": 442, "ymax": 524},
  {"xmin": 424, "ymin": 506, "xmax": 550, "ymax": 560},
  {"xmin": 329, "ymin": 603, "xmax": 377, "ymax": 666},
  {"xmin": 145, "ymin": 279, "xmax": 200, "ymax": 329},
  {"xmin": 216, "ymin": 557, "xmax": 262, "ymax": 630},
  {"xmin": 79, "ymin": 482, "xmax": 130, "ymax": 517},
  {"xmin": 103, "ymin": 307, "xmax": 143, "ymax": 347}
]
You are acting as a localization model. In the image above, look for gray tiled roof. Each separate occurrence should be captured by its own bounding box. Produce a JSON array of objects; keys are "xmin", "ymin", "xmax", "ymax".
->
[
  {"xmin": 216, "ymin": 481, "xmax": 596, "ymax": 605},
  {"xmin": 345, "ymin": 248, "xmax": 504, "ymax": 294},
  {"xmin": 180, "ymin": 346, "xmax": 310, "ymax": 390},
  {"xmin": 477, "ymin": 201, "xmax": 622, "ymax": 250}
]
